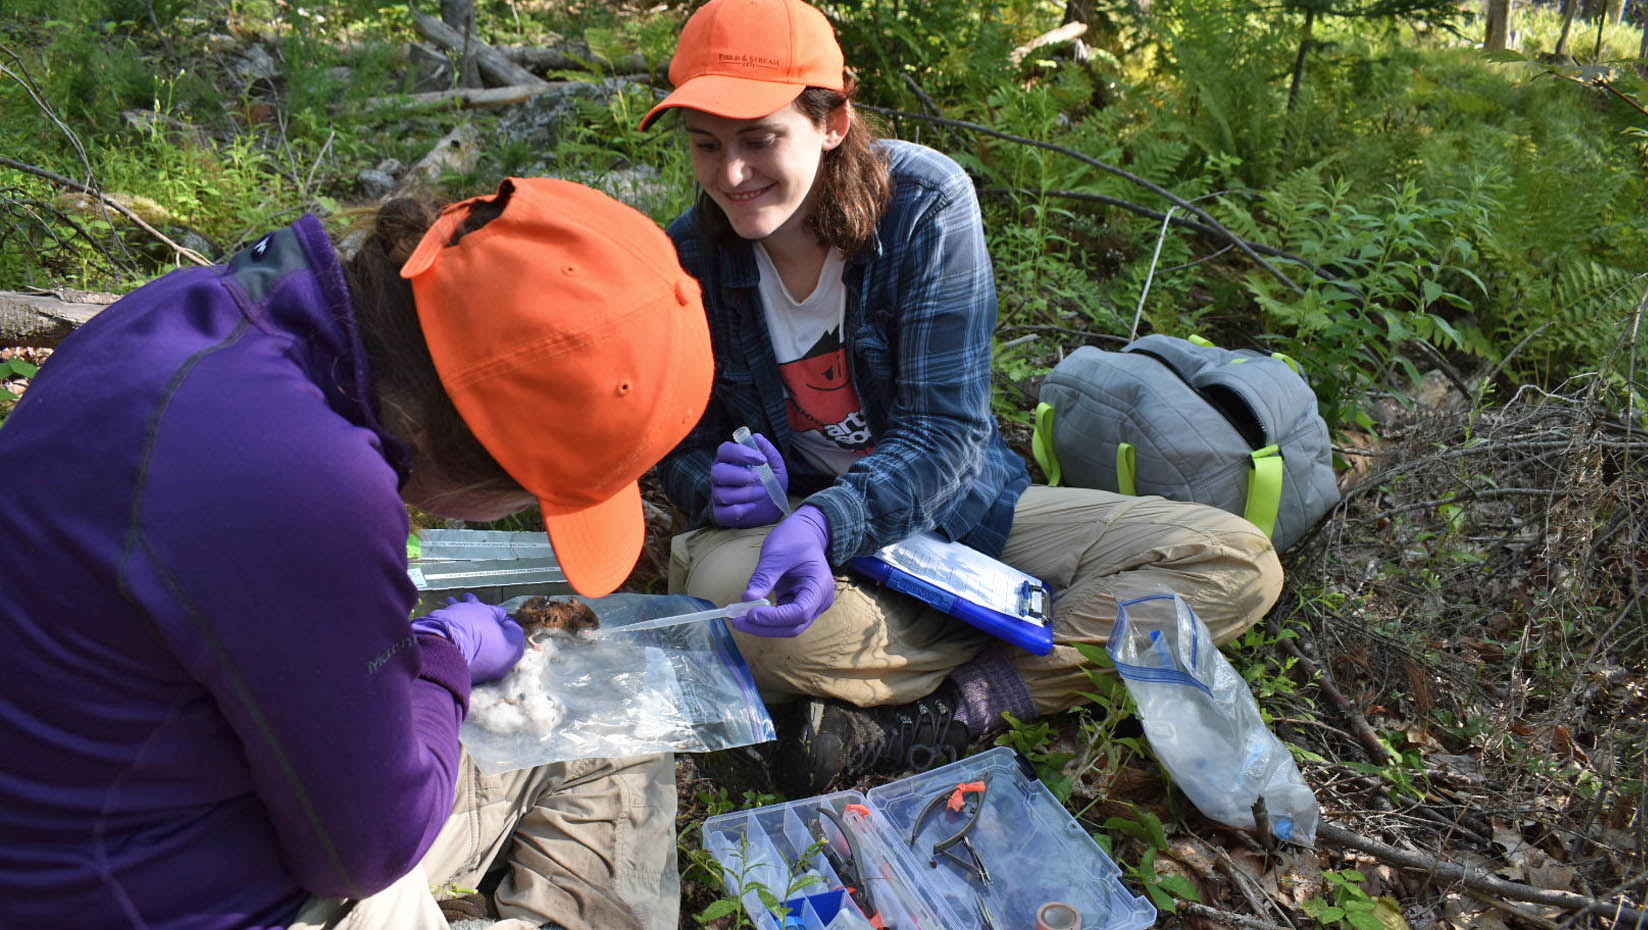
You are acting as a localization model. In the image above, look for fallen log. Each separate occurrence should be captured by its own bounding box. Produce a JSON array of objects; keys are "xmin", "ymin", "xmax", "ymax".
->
[
  {"xmin": 364, "ymin": 81, "xmax": 577, "ymax": 112},
  {"xmin": 1, "ymin": 290, "xmax": 120, "ymax": 346},
  {"xmin": 393, "ymin": 122, "xmax": 482, "ymax": 198},
  {"xmin": 410, "ymin": 11, "xmax": 547, "ymax": 88},
  {"xmin": 494, "ymin": 43, "xmax": 649, "ymax": 75}
]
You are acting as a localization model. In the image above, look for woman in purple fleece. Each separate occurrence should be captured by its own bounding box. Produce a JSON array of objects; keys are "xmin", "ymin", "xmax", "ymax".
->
[{"xmin": 0, "ymin": 178, "xmax": 711, "ymax": 930}]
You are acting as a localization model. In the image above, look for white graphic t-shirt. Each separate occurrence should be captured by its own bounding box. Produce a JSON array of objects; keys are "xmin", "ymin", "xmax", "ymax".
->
[{"xmin": 754, "ymin": 244, "xmax": 873, "ymax": 475}]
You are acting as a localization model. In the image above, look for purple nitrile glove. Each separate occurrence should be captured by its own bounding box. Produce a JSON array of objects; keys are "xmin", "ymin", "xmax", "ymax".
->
[
  {"xmin": 411, "ymin": 593, "xmax": 526, "ymax": 684},
  {"xmin": 734, "ymin": 505, "xmax": 835, "ymax": 638},
  {"xmin": 709, "ymin": 432, "xmax": 789, "ymax": 528}
]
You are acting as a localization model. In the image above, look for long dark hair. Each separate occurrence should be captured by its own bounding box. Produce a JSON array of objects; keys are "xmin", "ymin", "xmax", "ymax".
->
[
  {"xmin": 342, "ymin": 197, "xmax": 520, "ymax": 498},
  {"xmin": 695, "ymin": 82, "xmax": 892, "ymax": 257}
]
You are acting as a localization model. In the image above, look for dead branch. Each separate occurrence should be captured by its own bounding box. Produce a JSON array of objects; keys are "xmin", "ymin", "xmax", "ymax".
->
[
  {"xmin": 0, "ymin": 155, "xmax": 210, "ymax": 266},
  {"xmin": 980, "ymin": 185, "xmax": 1349, "ymax": 294},
  {"xmin": 859, "ymin": 105, "xmax": 1309, "ymax": 297},
  {"xmin": 1178, "ymin": 900, "xmax": 1295, "ymax": 930},
  {"xmin": 363, "ymin": 81, "xmax": 578, "ymax": 112},
  {"xmin": 0, "ymin": 289, "xmax": 118, "ymax": 346},
  {"xmin": 410, "ymin": 11, "xmax": 547, "ymax": 88},
  {"xmin": 1271, "ymin": 614, "xmax": 1395, "ymax": 765},
  {"xmin": 1009, "ymin": 21, "xmax": 1088, "ymax": 65},
  {"xmin": 1, "ymin": 49, "xmax": 139, "ymax": 266},
  {"xmin": 1318, "ymin": 822, "xmax": 1648, "ymax": 925},
  {"xmin": 495, "ymin": 43, "xmax": 648, "ymax": 75}
]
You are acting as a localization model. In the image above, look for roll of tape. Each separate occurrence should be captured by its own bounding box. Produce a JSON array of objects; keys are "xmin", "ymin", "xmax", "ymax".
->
[{"xmin": 1036, "ymin": 901, "xmax": 1082, "ymax": 930}]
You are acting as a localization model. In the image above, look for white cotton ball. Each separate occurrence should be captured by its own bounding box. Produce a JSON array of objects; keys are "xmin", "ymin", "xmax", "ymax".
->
[
  {"xmin": 468, "ymin": 696, "xmax": 526, "ymax": 733},
  {"xmin": 464, "ymin": 642, "xmax": 564, "ymax": 735}
]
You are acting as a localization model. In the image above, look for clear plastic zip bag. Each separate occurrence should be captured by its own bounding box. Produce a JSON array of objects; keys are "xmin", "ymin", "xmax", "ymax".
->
[
  {"xmin": 460, "ymin": 593, "xmax": 774, "ymax": 774},
  {"xmin": 1107, "ymin": 592, "xmax": 1320, "ymax": 846}
]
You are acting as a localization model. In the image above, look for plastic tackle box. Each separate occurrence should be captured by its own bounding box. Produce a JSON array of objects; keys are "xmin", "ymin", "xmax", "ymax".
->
[{"xmin": 701, "ymin": 747, "xmax": 1157, "ymax": 930}]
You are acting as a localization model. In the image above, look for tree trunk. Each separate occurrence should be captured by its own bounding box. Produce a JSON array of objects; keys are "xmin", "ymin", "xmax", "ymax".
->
[
  {"xmin": 1286, "ymin": 6, "xmax": 1316, "ymax": 114},
  {"xmin": 1484, "ymin": 0, "xmax": 1512, "ymax": 50},
  {"xmin": 441, "ymin": 0, "xmax": 481, "ymax": 88},
  {"xmin": 1554, "ymin": 0, "xmax": 1577, "ymax": 58},
  {"xmin": 1602, "ymin": 0, "xmax": 1622, "ymax": 22}
]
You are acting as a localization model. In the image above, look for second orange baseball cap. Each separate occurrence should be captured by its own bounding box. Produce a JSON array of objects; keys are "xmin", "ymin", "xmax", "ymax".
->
[
  {"xmin": 639, "ymin": 0, "xmax": 845, "ymax": 130},
  {"xmin": 401, "ymin": 178, "xmax": 713, "ymax": 597}
]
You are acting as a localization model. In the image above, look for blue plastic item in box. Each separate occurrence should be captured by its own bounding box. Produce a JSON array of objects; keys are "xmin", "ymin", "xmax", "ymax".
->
[{"xmin": 701, "ymin": 747, "xmax": 1156, "ymax": 930}]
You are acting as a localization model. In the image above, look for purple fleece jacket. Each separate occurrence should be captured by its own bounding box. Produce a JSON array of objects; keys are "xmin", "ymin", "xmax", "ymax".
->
[{"xmin": 0, "ymin": 216, "xmax": 472, "ymax": 929}]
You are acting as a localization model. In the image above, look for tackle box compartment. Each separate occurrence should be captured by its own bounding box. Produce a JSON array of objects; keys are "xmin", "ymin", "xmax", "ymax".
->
[{"xmin": 701, "ymin": 746, "xmax": 1156, "ymax": 930}]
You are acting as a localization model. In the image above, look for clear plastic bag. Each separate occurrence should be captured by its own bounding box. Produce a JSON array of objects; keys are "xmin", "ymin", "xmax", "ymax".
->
[
  {"xmin": 1107, "ymin": 592, "xmax": 1320, "ymax": 846},
  {"xmin": 460, "ymin": 593, "xmax": 775, "ymax": 774}
]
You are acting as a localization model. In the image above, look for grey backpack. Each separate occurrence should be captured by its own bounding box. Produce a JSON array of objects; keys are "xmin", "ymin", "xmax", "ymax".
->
[{"xmin": 1031, "ymin": 334, "xmax": 1339, "ymax": 552}]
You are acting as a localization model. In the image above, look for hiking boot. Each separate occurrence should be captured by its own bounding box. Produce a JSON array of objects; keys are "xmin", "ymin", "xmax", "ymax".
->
[{"xmin": 778, "ymin": 682, "xmax": 970, "ymax": 796}]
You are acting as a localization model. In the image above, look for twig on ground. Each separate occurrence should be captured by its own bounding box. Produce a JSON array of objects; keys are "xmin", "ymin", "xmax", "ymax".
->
[
  {"xmin": 1472, "ymin": 891, "xmax": 1565, "ymax": 930},
  {"xmin": 1212, "ymin": 843, "xmax": 1298, "ymax": 928},
  {"xmin": 1270, "ymin": 614, "xmax": 1395, "ymax": 765},
  {"xmin": 1179, "ymin": 900, "xmax": 1296, "ymax": 930},
  {"xmin": 1318, "ymin": 822, "xmax": 1648, "ymax": 926},
  {"xmin": 0, "ymin": 155, "xmax": 211, "ymax": 266}
]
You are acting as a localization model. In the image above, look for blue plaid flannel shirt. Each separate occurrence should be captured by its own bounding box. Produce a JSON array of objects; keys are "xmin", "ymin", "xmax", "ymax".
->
[{"xmin": 657, "ymin": 140, "xmax": 1030, "ymax": 563}]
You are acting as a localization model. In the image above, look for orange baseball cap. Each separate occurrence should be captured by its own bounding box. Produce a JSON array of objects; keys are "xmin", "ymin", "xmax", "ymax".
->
[
  {"xmin": 639, "ymin": 0, "xmax": 844, "ymax": 131},
  {"xmin": 400, "ymin": 178, "xmax": 713, "ymax": 596}
]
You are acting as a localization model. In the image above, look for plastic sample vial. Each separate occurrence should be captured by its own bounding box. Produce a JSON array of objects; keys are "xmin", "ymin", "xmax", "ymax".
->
[{"xmin": 733, "ymin": 426, "xmax": 792, "ymax": 516}]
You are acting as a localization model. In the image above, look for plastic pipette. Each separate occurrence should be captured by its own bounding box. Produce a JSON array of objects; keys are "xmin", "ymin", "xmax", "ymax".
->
[
  {"xmin": 597, "ymin": 599, "xmax": 770, "ymax": 636},
  {"xmin": 732, "ymin": 426, "xmax": 792, "ymax": 516}
]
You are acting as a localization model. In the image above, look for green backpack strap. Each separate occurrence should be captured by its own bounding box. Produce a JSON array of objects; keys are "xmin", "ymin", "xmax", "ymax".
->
[
  {"xmin": 1032, "ymin": 402, "xmax": 1062, "ymax": 486},
  {"xmin": 1115, "ymin": 441, "xmax": 1137, "ymax": 495},
  {"xmin": 1245, "ymin": 445, "xmax": 1283, "ymax": 538}
]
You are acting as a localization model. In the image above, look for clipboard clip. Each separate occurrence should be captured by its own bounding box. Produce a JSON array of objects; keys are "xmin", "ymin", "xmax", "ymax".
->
[{"xmin": 1017, "ymin": 580, "xmax": 1050, "ymax": 626}]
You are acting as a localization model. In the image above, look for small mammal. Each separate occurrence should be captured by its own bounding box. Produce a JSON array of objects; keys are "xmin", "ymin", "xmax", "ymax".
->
[{"xmin": 514, "ymin": 597, "xmax": 602, "ymax": 639}]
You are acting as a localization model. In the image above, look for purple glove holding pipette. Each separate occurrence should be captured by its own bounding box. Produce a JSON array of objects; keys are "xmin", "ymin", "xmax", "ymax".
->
[{"xmin": 734, "ymin": 506, "xmax": 836, "ymax": 638}]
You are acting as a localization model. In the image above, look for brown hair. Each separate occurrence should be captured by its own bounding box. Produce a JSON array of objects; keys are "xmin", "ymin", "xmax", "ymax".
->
[
  {"xmin": 695, "ymin": 82, "xmax": 892, "ymax": 256},
  {"xmin": 342, "ymin": 197, "xmax": 522, "ymax": 498}
]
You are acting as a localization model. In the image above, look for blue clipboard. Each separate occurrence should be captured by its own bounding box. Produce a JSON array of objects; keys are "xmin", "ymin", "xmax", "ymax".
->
[{"xmin": 847, "ymin": 532, "xmax": 1054, "ymax": 655}]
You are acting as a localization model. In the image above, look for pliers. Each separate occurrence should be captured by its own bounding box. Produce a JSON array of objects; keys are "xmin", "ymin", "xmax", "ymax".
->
[
  {"xmin": 907, "ymin": 774, "xmax": 992, "ymax": 885},
  {"xmin": 812, "ymin": 804, "xmax": 889, "ymax": 928}
]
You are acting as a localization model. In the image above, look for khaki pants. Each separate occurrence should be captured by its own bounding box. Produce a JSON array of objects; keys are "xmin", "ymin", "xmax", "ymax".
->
[
  {"xmin": 670, "ymin": 485, "xmax": 1284, "ymax": 716},
  {"xmin": 288, "ymin": 753, "xmax": 678, "ymax": 930}
]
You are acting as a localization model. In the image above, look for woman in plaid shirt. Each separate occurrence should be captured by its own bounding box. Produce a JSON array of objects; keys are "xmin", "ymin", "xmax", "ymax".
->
[{"xmin": 642, "ymin": 0, "xmax": 1285, "ymax": 796}]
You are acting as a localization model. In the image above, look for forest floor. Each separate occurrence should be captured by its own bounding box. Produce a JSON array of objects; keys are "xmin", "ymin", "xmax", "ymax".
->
[{"xmin": 642, "ymin": 381, "xmax": 1648, "ymax": 930}]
